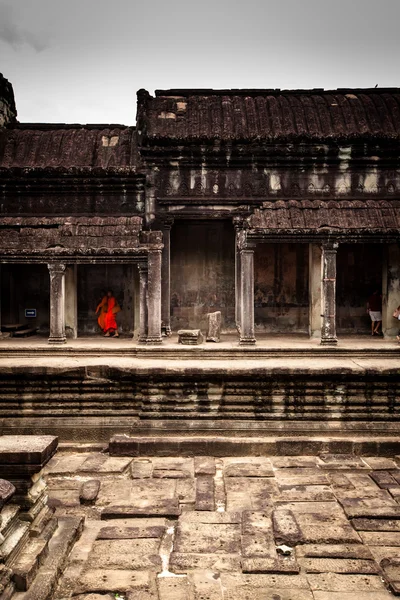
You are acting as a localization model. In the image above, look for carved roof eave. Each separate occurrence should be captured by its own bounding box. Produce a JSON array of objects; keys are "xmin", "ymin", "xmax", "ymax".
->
[
  {"xmin": 246, "ymin": 227, "xmax": 400, "ymax": 244},
  {"xmin": 0, "ymin": 244, "xmax": 163, "ymax": 264}
]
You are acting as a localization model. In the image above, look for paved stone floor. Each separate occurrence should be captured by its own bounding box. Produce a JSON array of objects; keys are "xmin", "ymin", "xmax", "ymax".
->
[{"xmin": 14, "ymin": 450, "xmax": 400, "ymax": 599}]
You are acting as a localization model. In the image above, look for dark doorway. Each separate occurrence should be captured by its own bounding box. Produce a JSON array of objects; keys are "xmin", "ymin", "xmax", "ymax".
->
[
  {"xmin": 1, "ymin": 264, "xmax": 50, "ymax": 335},
  {"xmin": 337, "ymin": 243, "xmax": 383, "ymax": 334},
  {"xmin": 254, "ymin": 243, "xmax": 309, "ymax": 333},
  {"xmin": 170, "ymin": 220, "xmax": 235, "ymax": 332},
  {"xmin": 77, "ymin": 264, "xmax": 137, "ymax": 336}
]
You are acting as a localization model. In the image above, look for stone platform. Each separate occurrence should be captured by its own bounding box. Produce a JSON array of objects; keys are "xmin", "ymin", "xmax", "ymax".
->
[{"xmin": 19, "ymin": 446, "xmax": 400, "ymax": 599}]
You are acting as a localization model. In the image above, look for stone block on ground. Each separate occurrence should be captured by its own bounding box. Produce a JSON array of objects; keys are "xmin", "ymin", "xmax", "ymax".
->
[
  {"xmin": 157, "ymin": 576, "xmax": 193, "ymax": 600},
  {"xmin": 80, "ymin": 480, "xmax": 100, "ymax": 505},
  {"xmin": 242, "ymin": 557, "xmax": 300, "ymax": 573},
  {"xmin": 298, "ymin": 557, "xmax": 379, "ymax": 574},
  {"xmin": 206, "ymin": 311, "xmax": 221, "ymax": 342},
  {"xmin": 174, "ymin": 521, "xmax": 241, "ymax": 554},
  {"xmin": 11, "ymin": 537, "xmax": 49, "ymax": 590},
  {"xmin": 85, "ymin": 538, "xmax": 162, "ymax": 571},
  {"xmin": 380, "ymin": 557, "xmax": 400, "ymax": 594},
  {"xmin": 74, "ymin": 570, "xmax": 156, "ymax": 595},
  {"xmin": 224, "ymin": 457, "xmax": 274, "ymax": 477},
  {"xmin": 0, "ymin": 436, "xmax": 58, "ymax": 468},
  {"xmin": 195, "ymin": 476, "xmax": 215, "ymax": 511},
  {"xmin": 194, "ymin": 456, "xmax": 216, "ymax": 476},
  {"xmin": 0, "ymin": 480, "xmax": 15, "ymax": 509},
  {"xmin": 177, "ymin": 329, "xmax": 203, "ymax": 345},
  {"xmin": 306, "ymin": 573, "xmax": 389, "ymax": 593},
  {"xmin": 169, "ymin": 552, "xmax": 241, "ymax": 573}
]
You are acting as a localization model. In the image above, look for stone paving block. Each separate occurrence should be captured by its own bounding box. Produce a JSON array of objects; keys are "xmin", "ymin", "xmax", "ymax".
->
[
  {"xmin": 327, "ymin": 473, "xmax": 355, "ymax": 490},
  {"xmin": 225, "ymin": 477, "xmax": 277, "ymax": 511},
  {"xmin": 48, "ymin": 489, "xmax": 81, "ymax": 508},
  {"xmin": 189, "ymin": 570, "xmax": 223, "ymax": 599},
  {"xmin": 276, "ymin": 502, "xmax": 343, "ymax": 514},
  {"xmin": 242, "ymin": 511, "xmax": 274, "ymax": 535},
  {"xmin": 86, "ymin": 539, "xmax": 162, "ymax": 571},
  {"xmin": 313, "ymin": 593, "xmax": 393, "ymax": 600},
  {"xmin": 11, "ymin": 537, "xmax": 48, "ymax": 591},
  {"xmin": 389, "ymin": 486, "xmax": 400, "ymax": 502},
  {"xmin": 97, "ymin": 479, "xmax": 177, "ymax": 506},
  {"xmin": 194, "ymin": 456, "xmax": 216, "ymax": 476},
  {"xmin": 158, "ymin": 576, "xmax": 194, "ymax": 600},
  {"xmin": 152, "ymin": 457, "xmax": 194, "ymax": 476},
  {"xmin": 380, "ymin": 557, "xmax": 400, "ymax": 595},
  {"xmin": 224, "ymin": 457, "xmax": 274, "ymax": 477},
  {"xmin": 242, "ymin": 557, "xmax": 300, "ymax": 573},
  {"xmin": 318, "ymin": 455, "xmax": 368, "ymax": 469},
  {"xmin": 130, "ymin": 459, "xmax": 153, "ymax": 479},
  {"xmin": 299, "ymin": 558, "xmax": 379, "ymax": 574},
  {"xmin": 275, "ymin": 473, "xmax": 329, "ymax": 486},
  {"xmin": 362, "ymin": 457, "xmax": 399, "ymax": 470},
  {"xmin": 195, "ymin": 476, "xmax": 215, "ymax": 511},
  {"xmin": 169, "ymin": 552, "xmax": 241, "ymax": 572},
  {"xmin": 306, "ymin": 573, "xmax": 389, "ymax": 592},
  {"xmin": 101, "ymin": 498, "xmax": 181, "ymax": 518},
  {"xmin": 276, "ymin": 485, "xmax": 335, "ymax": 502},
  {"xmin": 225, "ymin": 588, "xmax": 313, "ymax": 600},
  {"xmin": 44, "ymin": 453, "xmax": 87, "ymax": 475},
  {"xmin": 333, "ymin": 486, "xmax": 394, "ymax": 501},
  {"xmin": 294, "ymin": 511, "xmax": 361, "ymax": 544},
  {"xmin": 80, "ymin": 480, "xmax": 100, "ymax": 505},
  {"xmin": 241, "ymin": 533, "xmax": 275, "ymax": 558},
  {"xmin": 97, "ymin": 456, "xmax": 132, "ymax": 473},
  {"xmin": 272, "ymin": 508, "xmax": 302, "ymax": 546},
  {"xmin": 174, "ymin": 521, "xmax": 241, "ymax": 554},
  {"xmin": 176, "ymin": 478, "xmax": 196, "ymax": 505},
  {"xmin": 352, "ymin": 517, "xmax": 400, "ymax": 531},
  {"xmin": 179, "ymin": 511, "xmax": 241, "ymax": 524},
  {"xmin": 153, "ymin": 468, "xmax": 192, "ymax": 479},
  {"xmin": 78, "ymin": 453, "xmax": 108, "ymax": 472},
  {"xmin": 272, "ymin": 456, "xmax": 318, "ymax": 468},
  {"xmin": 97, "ymin": 522, "xmax": 166, "ymax": 540},
  {"xmin": 359, "ymin": 531, "xmax": 400, "ymax": 546},
  {"xmin": 74, "ymin": 570, "xmax": 155, "ymax": 594},
  {"xmin": 370, "ymin": 470, "xmax": 399, "ymax": 489},
  {"xmin": 368, "ymin": 546, "xmax": 400, "ymax": 564},
  {"xmin": 296, "ymin": 544, "xmax": 373, "ymax": 560},
  {"xmin": 340, "ymin": 499, "xmax": 400, "ymax": 519}
]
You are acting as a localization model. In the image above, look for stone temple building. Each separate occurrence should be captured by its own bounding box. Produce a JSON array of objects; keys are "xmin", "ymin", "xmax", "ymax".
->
[{"xmin": 1, "ymin": 73, "xmax": 400, "ymax": 347}]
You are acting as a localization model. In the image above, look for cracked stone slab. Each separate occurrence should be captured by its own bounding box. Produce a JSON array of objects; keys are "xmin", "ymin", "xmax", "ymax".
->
[
  {"xmin": 242, "ymin": 557, "xmax": 300, "ymax": 573},
  {"xmin": 194, "ymin": 456, "xmax": 216, "ymax": 476},
  {"xmin": 296, "ymin": 544, "xmax": 373, "ymax": 560},
  {"xmin": 74, "ymin": 570, "xmax": 155, "ymax": 595},
  {"xmin": 352, "ymin": 517, "xmax": 400, "ymax": 531},
  {"xmin": 359, "ymin": 531, "xmax": 400, "ymax": 546},
  {"xmin": 272, "ymin": 509, "xmax": 302, "ymax": 546},
  {"xmin": 130, "ymin": 459, "xmax": 153, "ymax": 479},
  {"xmin": 152, "ymin": 457, "xmax": 194, "ymax": 477},
  {"xmin": 299, "ymin": 558, "xmax": 379, "ymax": 574},
  {"xmin": 293, "ymin": 511, "xmax": 361, "ymax": 544},
  {"xmin": 195, "ymin": 476, "xmax": 215, "ymax": 511},
  {"xmin": 85, "ymin": 539, "xmax": 162, "ymax": 571},
  {"xmin": 169, "ymin": 552, "xmax": 241, "ymax": 573},
  {"xmin": 306, "ymin": 573, "xmax": 390, "ymax": 592},
  {"xmin": 174, "ymin": 521, "xmax": 241, "ymax": 554},
  {"xmin": 224, "ymin": 458, "xmax": 274, "ymax": 477}
]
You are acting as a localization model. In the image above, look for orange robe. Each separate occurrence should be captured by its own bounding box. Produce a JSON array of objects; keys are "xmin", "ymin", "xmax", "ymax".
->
[
  {"xmin": 96, "ymin": 296, "xmax": 108, "ymax": 332},
  {"xmin": 104, "ymin": 296, "xmax": 119, "ymax": 332}
]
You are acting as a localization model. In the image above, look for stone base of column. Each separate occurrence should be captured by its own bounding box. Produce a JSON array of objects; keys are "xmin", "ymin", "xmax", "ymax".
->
[
  {"xmin": 48, "ymin": 336, "xmax": 67, "ymax": 345},
  {"xmin": 239, "ymin": 336, "xmax": 256, "ymax": 346},
  {"xmin": 144, "ymin": 335, "xmax": 163, "ymax": 345},
  {"xmin": 320, "ymin": 337, "xmax": 338, "ymax": 346}
]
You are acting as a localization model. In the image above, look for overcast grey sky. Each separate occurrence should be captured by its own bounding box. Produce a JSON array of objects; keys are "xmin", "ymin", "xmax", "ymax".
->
[{"xmin": 1, "ymin": 0, "xmax": 399, "ymax": 124}]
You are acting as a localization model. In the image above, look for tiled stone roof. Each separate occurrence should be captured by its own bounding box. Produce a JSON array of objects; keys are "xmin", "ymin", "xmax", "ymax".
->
[{"xmin": 139, "ymin": 88, "xmax": 400, "ymax": 142}]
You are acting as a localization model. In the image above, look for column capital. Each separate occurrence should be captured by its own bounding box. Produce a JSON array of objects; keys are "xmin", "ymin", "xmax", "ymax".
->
[
  {"xmin": 321, "ymin": 240, "xmax": 339, "ymax": 252},
  {"xmin": 47, "ymin": 262, "xmax": 66, "ymax": 275}
]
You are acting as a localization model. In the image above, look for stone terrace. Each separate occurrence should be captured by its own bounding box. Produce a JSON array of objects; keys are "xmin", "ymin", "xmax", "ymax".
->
[{"xmin": 12, "ymin": 447, "xmax": 400, "ymax": 599}]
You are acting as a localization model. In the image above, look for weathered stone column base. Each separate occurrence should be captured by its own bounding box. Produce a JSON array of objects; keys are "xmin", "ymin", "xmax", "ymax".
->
[
  {"xmin": 320, "ymin": 337, "xmax": 338, "ymax": 346},
  {"xmin": 144, "ymin": 335, "xmax": 163, "ymax": 345},
  {"xmin": 239, "ymin": 337, "xmax": 256, "ymax": 346},
  {"xmin": 48, "ymin": 336, "xmax": 67, "ymax": 345}
]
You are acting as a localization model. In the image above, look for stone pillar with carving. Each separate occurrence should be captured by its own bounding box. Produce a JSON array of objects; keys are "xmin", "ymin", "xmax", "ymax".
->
[
  {"xmin": 320, "ymin": 241, "xmax": 338, "ymax": 346},
  {"xmin": 239, "ymin": 236, "xmax": 256, "ymax": 346},
  {"xmin": 47, "ymin": 262, "xmax": 66, "ymax": 345},
  {"xmin": 235, "ymin": 229, "xmax": 241, "ymax": 331},
  {"xmin": 147, "ymin": 250, "xmax": 162, "ymax": 344},
  {"xmin": 161, "ymin": 220, "xmax": 173, "ymax": 336},
  {"xmin": 138, "ymin": 263, "xmax": 148, "ymax": 343}
]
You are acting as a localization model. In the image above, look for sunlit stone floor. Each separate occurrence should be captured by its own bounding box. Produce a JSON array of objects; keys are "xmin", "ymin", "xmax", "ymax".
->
[{"xmin": 14, "ymin": 450, "xmax": 400, "ymax": 599}]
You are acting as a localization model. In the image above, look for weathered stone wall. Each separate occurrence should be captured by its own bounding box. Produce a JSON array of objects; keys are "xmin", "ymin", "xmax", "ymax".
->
[
  {"xmin": 254, "ymin": 243, "xmax": 309, "ymax": 333},
  {"xmin": 170, "ymin": 220, "xmax": 235, "ymax": 332},
  {"xmin": 77, "ymin": 264, "xmax": 138, "ymax": 335},
  {"xmin": 1, "ymin": 264, "xmax": 50, "ymax": 333},
  {"xmin": 337, "ymin": 244, "xmax": 383, "ymax": 334},
  {"xmin": 0, "ymin": 73, "xmax": 17, "ymax": 128}
]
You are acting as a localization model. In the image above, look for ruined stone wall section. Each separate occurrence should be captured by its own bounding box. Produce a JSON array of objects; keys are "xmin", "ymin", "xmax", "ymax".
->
[{"xmin": 0, "ymin": 73, "xmax": 17, "ymax": 128}]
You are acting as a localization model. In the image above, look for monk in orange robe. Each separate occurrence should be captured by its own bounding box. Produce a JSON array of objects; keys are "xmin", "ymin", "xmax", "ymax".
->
[
  {"xmin": 95, "ymin": 293, "xmax": 108, "ymax": 333},
  {"xmin": 103, "ymin": 290, "xmax": 120, "ymax": 337}
]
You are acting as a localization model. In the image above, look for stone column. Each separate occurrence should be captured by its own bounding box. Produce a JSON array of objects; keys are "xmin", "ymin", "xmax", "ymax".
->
[
  {"xmin": 239, "ymin": 247, "xmax": 256, "ymax": 345},
  {"xmin": 320, "ymin": 241, "xmax": 338, "ymax": 346},
  {"xmin": 309, "ymin": 243, "xmax": 322, "ymax": 338},
  {"xmin": 65, "ymin": 264, "xmax": 78, "ymax": 339},
  {"xmin": 161, "ymin": 221, "xmax": 173, "ymax": 336},
  {"xmin": 0, "ymin": 264, "xmax": 2, "ymax": 338},
  {"xmin": 235, "ymin": 233, "xmax": 241, "ymax": 331},
  {"xmin": 47, "ymin": 262, "xmax": 66, "ymax": 345},
  {"xmin": 147, "ymin": 250, "xmax": 162, "ymax": 344},
  {"xmin": 138, "ymin": 264, "xmax": 148, "ymax": 343},
  {"xmin": 383, "ymin": 243, "xmax": 400, "ymax": 337}
]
